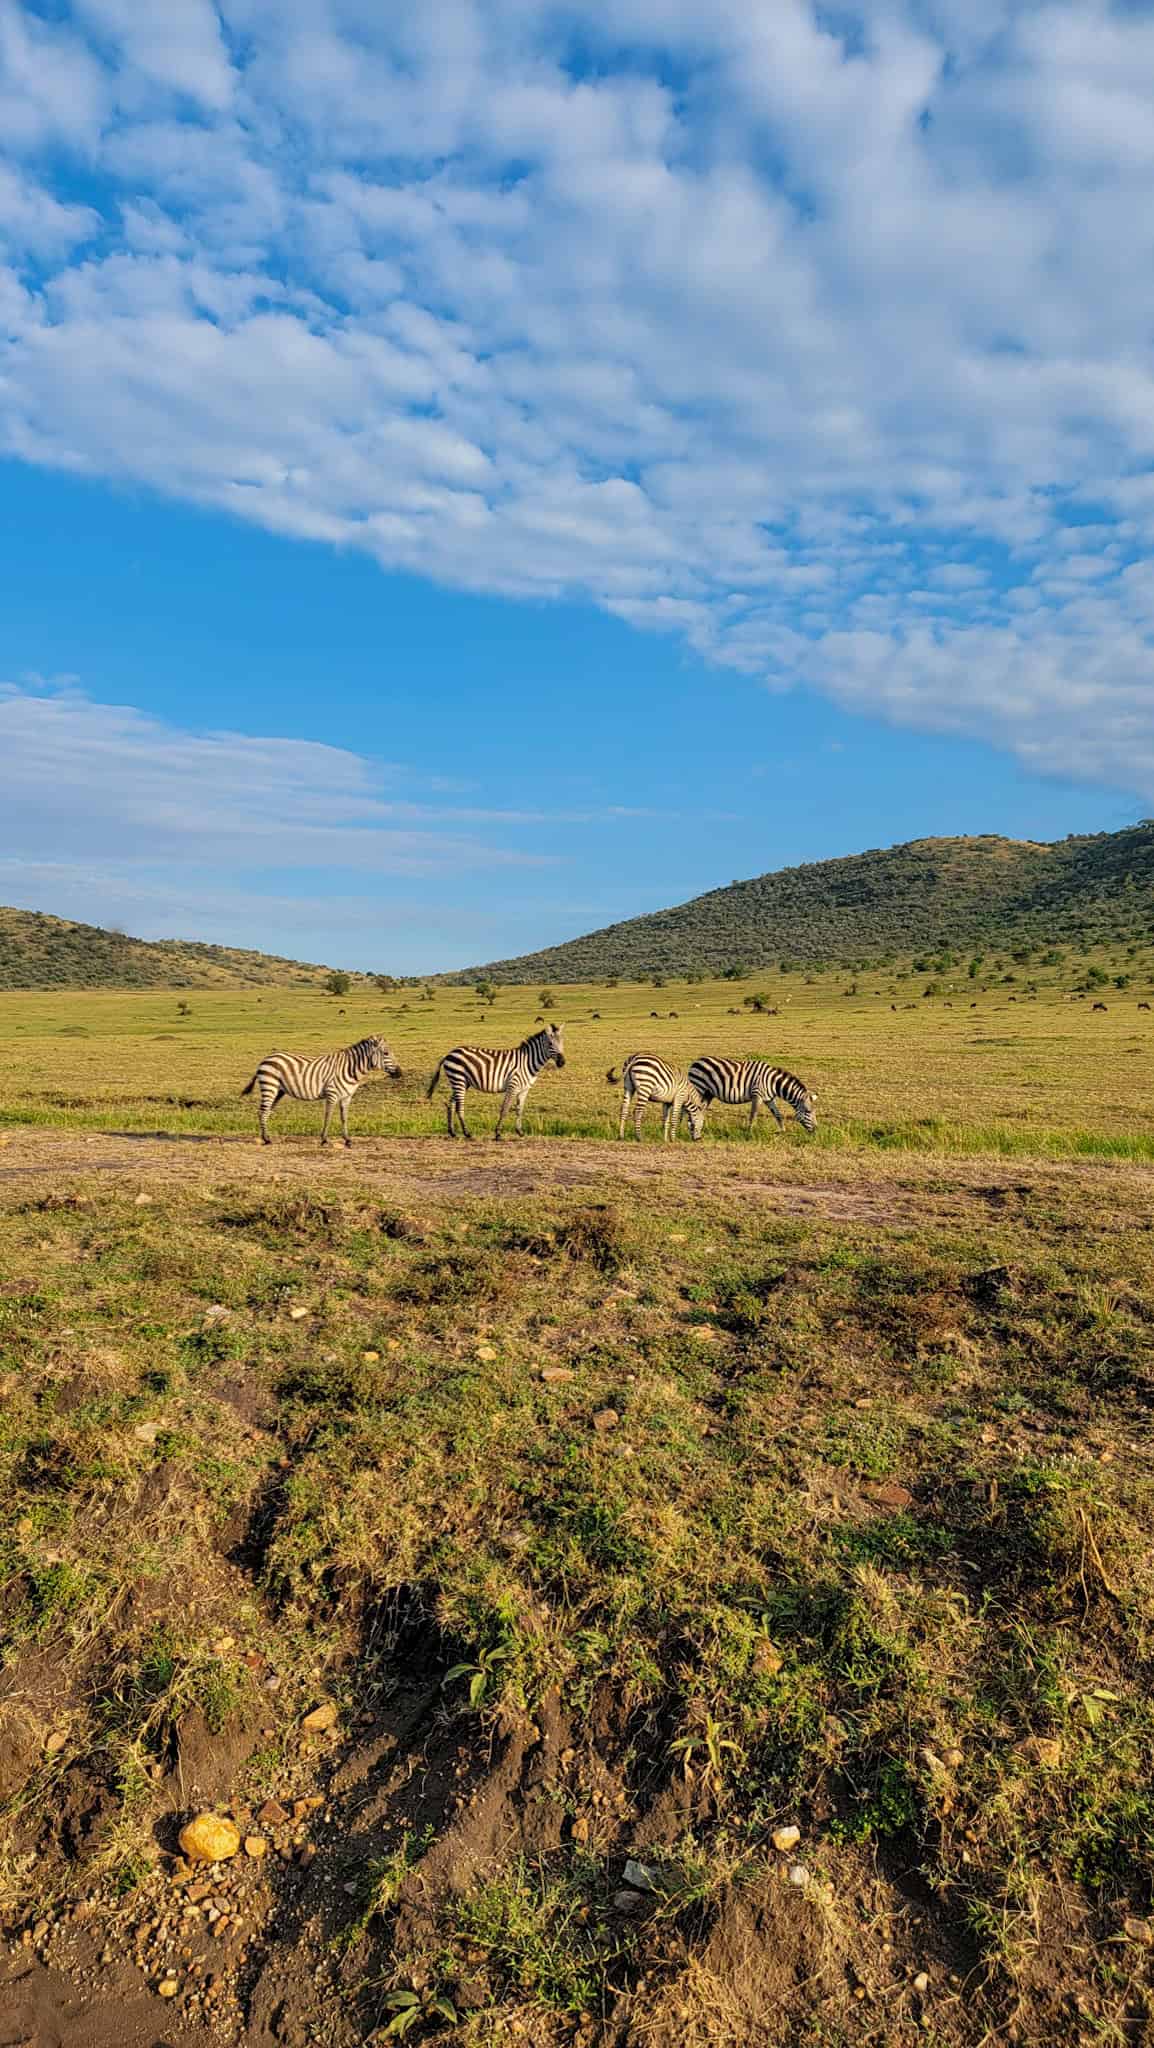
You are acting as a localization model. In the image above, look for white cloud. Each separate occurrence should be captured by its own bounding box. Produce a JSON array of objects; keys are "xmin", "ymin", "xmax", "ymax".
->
[{"xmin": 2, "ymin": 1, "xmax": 1154, "ymax": 792}]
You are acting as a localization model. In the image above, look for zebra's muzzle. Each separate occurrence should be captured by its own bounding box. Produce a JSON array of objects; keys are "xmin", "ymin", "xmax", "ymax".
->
[{"xmin": 553, "ymin": 1055, "xmax": 566, "ymax": 1068}]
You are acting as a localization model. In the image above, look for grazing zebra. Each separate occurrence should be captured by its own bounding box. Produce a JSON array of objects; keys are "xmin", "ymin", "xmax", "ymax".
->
[
  {"xmin": 426, "ymin": 1024, "xmax": 565, "ymax": 1140},
  {"xmin": 607, "ymin": 1055, "xmax": 706, "ymax": 1142},
  {"xmin": 242, "ymin": 1036, "xmax": 401, "ymax": 1146},
  {"xmin": 688, "ymin": 1056, "xmax": 817, "ymax": 1135}
]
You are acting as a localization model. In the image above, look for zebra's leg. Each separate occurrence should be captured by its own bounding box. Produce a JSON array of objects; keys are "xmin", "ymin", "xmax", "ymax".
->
[
  {"xmin": 618, "ymin": 1087, "xmax": 630, "ymax": 1141},
  {"xmin": 320, "ymin": 1095, "xmax": 334, "ymax": 1146},
  {"xmin": 495, "ymin": 1081, "xmax": 517, "ymax": 1141},
  {"xmin": 258, "ymin": 1085, "xmax": 278, "ymax": 1145},
  {"xmin": 451, "ymin": 1087, "xmax": 473, "ymax": 1139},
  {"xmin": 748, "ymin": 1096, "xmax": 759, "ymax": 1137},
  {"xmin": 339, "ymin": 1096, "xmax": 351, "ymax": 1147},
  {"xmin": 515, "ymin": 1085, "xmax": 530, "ymax": 1137},
  {"xmin": 634, "ymin": 1092, "xmax": 646, "ymax": 1141},
  {"xmin": 769, "ymin": 1097, "xmax": 785, "ymax": 1130},
  {"xmin": 662, "ymin": 1100, "xmax": 674, "ymax": 1142}
]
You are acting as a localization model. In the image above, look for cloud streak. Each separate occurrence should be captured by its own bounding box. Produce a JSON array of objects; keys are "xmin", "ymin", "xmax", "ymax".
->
[{"xmin": 2, "ymin": 1, "xmax": 1154, "ymax": 791}]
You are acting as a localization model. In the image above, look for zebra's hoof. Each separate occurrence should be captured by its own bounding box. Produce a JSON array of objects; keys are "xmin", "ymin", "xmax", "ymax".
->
[{"xmin": 344, "ymin": 1140, "xmax": 352, "ymax": 1149}]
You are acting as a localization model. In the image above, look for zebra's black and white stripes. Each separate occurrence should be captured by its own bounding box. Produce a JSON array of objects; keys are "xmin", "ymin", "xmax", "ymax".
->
[
  {"xmin": 687, "ymin": 1057, "xmax": 817, "ymax": 1134},
  {"xmin": 426, "ymin": 1024, "xmax": 565, "ymax": 1139},
  {"xmin": 608, "ymin": 1054, "xmax": 706, "ymax": 1142},
  {"xmin": 242, "ymin": 1035, "xmax": 401, "ymax": 1146}
]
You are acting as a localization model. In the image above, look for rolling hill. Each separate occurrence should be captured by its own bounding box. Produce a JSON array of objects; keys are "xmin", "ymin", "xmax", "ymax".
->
[
  {"xmin": 0, "ymin": 906, "xmax": 333, "ymax": 990},
  {"xmin": 461, "ymin": 824, "xmax": 1154, "ymax": 980}
]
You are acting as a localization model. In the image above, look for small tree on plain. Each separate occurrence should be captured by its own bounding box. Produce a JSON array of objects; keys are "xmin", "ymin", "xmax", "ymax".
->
[{"xmin": 325, "ymin": 970, "xmax": 352, "ymax": 997}]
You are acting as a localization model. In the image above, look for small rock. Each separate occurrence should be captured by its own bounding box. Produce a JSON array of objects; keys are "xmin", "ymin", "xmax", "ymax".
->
[
  {"xmin": 134, "ymin": 1192, "xmax": 154, "ymax": 1207},
  {"xmin": 244, "ymin": 1836, "xmax": 268, "ymax": 1860},
  {"xmin": 865, "ymin": 1481, "xmax": 914, "ymax": 1510},
  {"xmin": 913, "ymin": 1972, "xmax": 930, "ymax": 1994},
  {"xmin": 297, "ymin": 1844, "xmax": 316, "ymax": 1869},
  {"xmin": 623, "ymin": 1858, "xmax": 659, "ymax": 1893},
  {"xmin": 613, "ymin": 1889, "xmax": 644, "ymax": 1914},
  {"xmin": 301, "ymin": 1702, "xmax": 338, "ymax": 1734},
  {"xmin": 920, "ymin": 1748, "xmax": 947, "ymax": 1776},
  {"xmin": 133, "ymin": 1422, "xmax": 160, "ymax": 1444},
  {"xmin": 772, "ymin": 1825, "xmax": 801, "ymax": 1853},
  {"xmin": 178, "ymin": 1814, "xmax": 241, "ymax": 1864},
  {"xmin": 157, "ymin": 1978, "xmax": 180, "ymax": 1999},
  {"xmin": 753, "ymin": 1641, "xmax": 784, "ymax": 1677},
  {"xmin": 475, "ymin": 1343, "xmax": 498, "ymax": 1362},
  {"xmin": 540, "ymin": 1367, "xmax": 575, "ymax": 1385},
  {"xmin": 44, "ymin": 1731, "xmax": 68, "ymax": 1757},
  {"xmin": 1123, "ymin": 1917, "xmax": 1153, "ymax": 1946},
  {"xmin": 571, "ymin": 1816, "xmax": 590, "ymax": 1844},
  {"xmin": 212, "ymin": 1635, "xmax": 235, "ymax": 1656},
  {"xmin": 288, "ymin": 1306, "xmax": 308, "ymax": 1321},
  {"xmin": 362, "ymin": 1350, "xmax": 380, "ymax": 1363},
  {"xmin": 787, "ymin": 1864, "xmax": 810, "ymax": 1888},
  {"xmin": 1021, "ymin": 1735, "xmax": 1062, "ymax": 1769},
  {"xmin": 944, "ymin": 1747, "xmax": 964, "ymax": 1767},
  {"xmin": 202, "ymin": 1305, "xmax": 229, "ymax": 1324},
  {"xmin": 592, "ymin": 1408, "xmax": 620, "ymax": 1433}
]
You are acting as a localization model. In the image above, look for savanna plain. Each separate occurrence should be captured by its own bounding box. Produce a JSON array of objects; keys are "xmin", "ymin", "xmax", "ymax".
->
[{"xmin": 0, "ymin": 967, "xmax": 1151, "ymax": 2047}]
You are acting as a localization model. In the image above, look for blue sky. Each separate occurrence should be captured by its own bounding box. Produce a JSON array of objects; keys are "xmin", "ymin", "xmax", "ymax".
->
[{"xmin": 1, "ymin": 1, "xmax": 1152, "ymax": 971}]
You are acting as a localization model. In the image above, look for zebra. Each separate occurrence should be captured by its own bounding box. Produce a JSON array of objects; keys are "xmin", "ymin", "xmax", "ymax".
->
[
  {"xmin": 242, "ymin": 1035, "xmax": 401, "ymax": 1146},
  {"xmin": 426, "ymin": 1024, "xmax": 565, "ymax": 1140},
  {"xmin": 607, "ymin": 1055, "xmax": 706, "ymax": 1142},
  {"xmin": 687, "ymin": 1057, "xmax": 817, "ymax": 1135}
]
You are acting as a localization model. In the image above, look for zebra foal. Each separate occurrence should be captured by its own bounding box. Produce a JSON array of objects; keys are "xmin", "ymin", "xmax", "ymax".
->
[
  {"xmin": 687, "ymin": 1056, "xmax": 817, "ymax": 1135},
  {"xmin": 607, "ymin": 1054, "xmax": 705, "ymax": 1142},
  {"xmin": 242, "ymin": 1035, "xmax": 402, "ymax": 1146},
  {"xmin": 426, "ymin": 1024, "xmax": 565, "ymax": 1140}
]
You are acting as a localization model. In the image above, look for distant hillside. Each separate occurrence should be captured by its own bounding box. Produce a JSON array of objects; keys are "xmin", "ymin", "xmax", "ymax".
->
[
  {"xmin": 0, "ymin": 907, "xmax": 331, "ymax": 990},
  {"xmin": 462, "ymin": 826, "xmax": 1154, "ymax": 981}
]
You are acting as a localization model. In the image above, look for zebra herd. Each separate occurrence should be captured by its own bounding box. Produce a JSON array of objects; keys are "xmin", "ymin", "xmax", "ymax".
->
[{"xmin": 242, "ymin": 1026, "xmax": 817, "ymax": 1146}]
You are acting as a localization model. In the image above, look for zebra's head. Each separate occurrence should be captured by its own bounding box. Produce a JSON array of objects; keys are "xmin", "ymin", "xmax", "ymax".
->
[
  {"xmin": 793, "ymin": 1086, "xmax": 817, "ymax": 1132},
  {"xmin": 541, "ymin": 1021, "xmax": 565, "ymax": 1069},
  {"xmin": 366, "ymin": 1036, "xmax": 402, "ymax": 1077},
  {"xmin": 681, "ymin": 1087, "xmax": 707, "ymax": 1141}
]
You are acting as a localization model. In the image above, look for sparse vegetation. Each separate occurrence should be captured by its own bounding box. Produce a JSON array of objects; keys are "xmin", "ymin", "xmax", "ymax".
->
[{"xmin": 0, "ymin": 1150, "xmax": 1151, "ymax": 2044}]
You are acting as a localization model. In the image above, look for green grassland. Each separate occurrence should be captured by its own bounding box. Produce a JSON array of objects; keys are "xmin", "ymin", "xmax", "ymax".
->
[
  {"xmin": 1, "ymin": 952, "xmax": 1151, "ymax": 1160},
  {"xmin": 0, "ymin": 1157, "xmax": 1151, "ymax": 2044},
  {"xmin": 1, "ymin": 947, "xmax": 1152, "ymax": 2044}
]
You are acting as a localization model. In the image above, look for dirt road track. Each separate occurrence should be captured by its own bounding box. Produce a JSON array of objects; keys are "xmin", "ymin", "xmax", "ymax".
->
[{"xmin": 0, "ymin": 1125, "xmax": 1130, "ymax": 1227}]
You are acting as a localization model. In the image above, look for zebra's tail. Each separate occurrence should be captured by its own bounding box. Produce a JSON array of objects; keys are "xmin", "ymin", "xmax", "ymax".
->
[
  {"xmin": 606, "ymin": 1067, "xmax": 621, "ymax": 1085},
  {"xmin": 241, "ymin": 1071, "xmax": 258, "ymax": 1096},
  {"xmin": 425, "ymin": 1058, "xmax": 444, "ymax": 1100}
]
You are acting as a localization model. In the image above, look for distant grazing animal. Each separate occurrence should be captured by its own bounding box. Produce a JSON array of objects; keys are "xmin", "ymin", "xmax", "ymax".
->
[
  {"xmin": 608, "ymin": 1055, "xmax": 706, "ymax": 1143},
  {"xmin": 650, "ymin": 1010, "xmax": 659, "ymax": 1018},
  {"xmin": 669, "ymin": 1011, "xmax": 679, "ymax": 1018},
  {"xmin": 242, "ymin": 1036, "xmax": 401, "ymax": 1147},
  {"xmin": 1140, "ymin": 1002, "xmax": 1150, "ymax": 1011},
  {"xmin": 591, "ymin": 1010, "xmax": 601, "ymax": 1019},
  {"xmin": 688, "ymin": 1057, "xmax": 817, "ymax": 1135},
  {"xmin": 1092, "ymin": 1001, "xmax": 1108, "ymax": 1012},
  {"xmin": 891, "ymin": 1004, "xmax": 897, "ymax": 1012},
  {"xmin": 427, "ymin": 1024, "xmax": 565, "ymax": 1140}
]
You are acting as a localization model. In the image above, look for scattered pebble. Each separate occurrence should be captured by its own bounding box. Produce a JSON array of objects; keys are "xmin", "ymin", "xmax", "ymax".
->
[
  {"xmin": 787, "ymin": 1864, "xmax": 810, "ymax": 1888},
  {"xmin": 475, "ymin": 1343, "xmax": 498, "ymax": 1362},
  {"xmin": 772, "ymin": 1825, "xmax": 801, "ymax": 1853},
  {"xmin": 540, "ymin": 1366, "xmax": 575, "ymax": 1384},
  {"xmin": 244, "ymin": 1835, "xmax": 268, "ymax": 1860},
  {"xmin": 44, "ymin": 1730, "xmax": 68, "ymax": 1756},
  {"xmin": 592, "ymin": 1408, "xmax": 620, "ymax": 1433},
  {"xmin": 301, "ymin": 1702, "xmax": 338, "ymax": 1734},
  {"xmin": 178, "ymin": 1814, "xmax": 241, "ymax": 1864},
  {"xmin": 288, "ymin": 1306, "xmax": 308, "ymax": 1321},
  {"xmin": 913, "ymin": 1972, "xmax": 930, "ymax": 1994},
  {"xmin": 613, "ymin": 1889, "xmax": 645, "ymax": 1914},
  {"xmin": 623, "ymin": 1858, "xmax": 659, "ymax": 1893},
  {"xmin": 157, "ymin": 1978, "xmax": 180, "ymax": 1998}
]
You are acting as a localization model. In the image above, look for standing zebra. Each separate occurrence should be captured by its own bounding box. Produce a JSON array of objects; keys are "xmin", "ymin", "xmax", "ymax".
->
[
  {"xmin": 427, "ymin": 1024, "xmax": 565, "ymax": 1139},
  {"xmin": 687, "ymin": 1057, "xmax": 817, "ymax": 1135},
  {"xmin": 607, "ymin": 1055, "xmax": 705, "ymax": 1142},
  {"xmin": 242, "ymin": 1035, "xmax": 401, "ymax": 1146}
]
